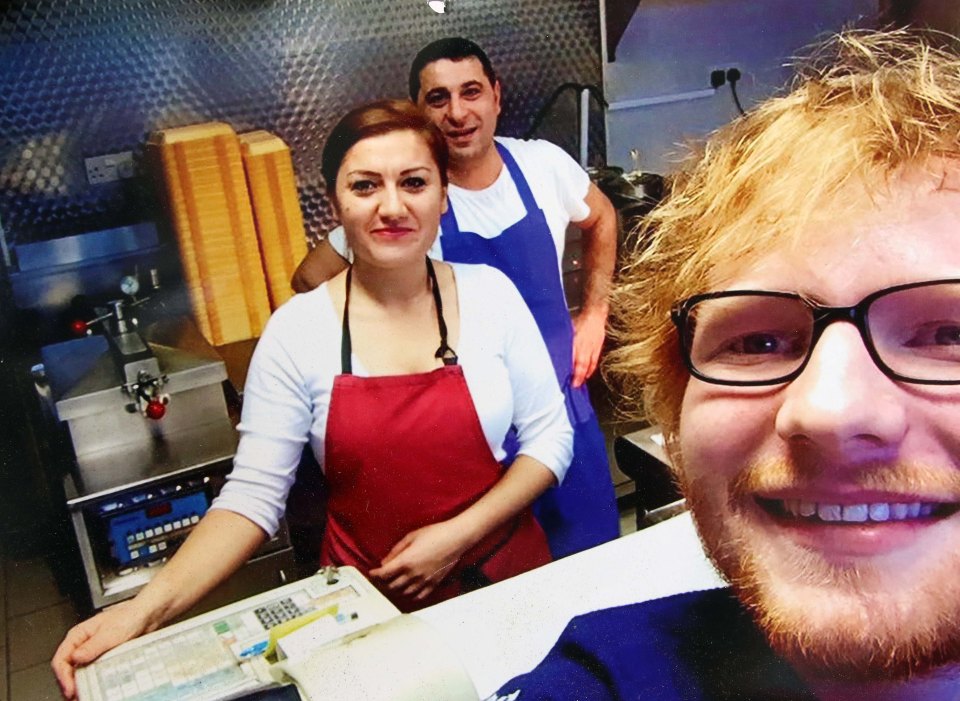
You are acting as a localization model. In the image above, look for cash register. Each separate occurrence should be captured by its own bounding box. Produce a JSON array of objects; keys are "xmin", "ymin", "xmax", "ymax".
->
[{"xmin": 75, "ymin": 566, "xmax": 480, "ymax": 701}]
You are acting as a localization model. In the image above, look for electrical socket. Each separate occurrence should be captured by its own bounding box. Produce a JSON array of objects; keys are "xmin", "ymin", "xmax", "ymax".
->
[
  {"xmin": 85, "ymin": 151, "xmax": 134, "ymax": 184},
  {"xmin": 709, "ymin": 65, "xmax": 743, "ymax": 89}
]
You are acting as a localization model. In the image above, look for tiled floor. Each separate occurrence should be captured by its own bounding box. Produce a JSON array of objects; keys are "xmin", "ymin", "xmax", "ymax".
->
[{"xmin": 3, "ymin": 550, "xmax": 79, "ymax": 700}]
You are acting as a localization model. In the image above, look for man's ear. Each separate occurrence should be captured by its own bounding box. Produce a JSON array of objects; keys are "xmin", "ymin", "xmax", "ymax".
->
[{"xmin": 493, "ymin": 79, "xmax": 502, "ymax": 116}]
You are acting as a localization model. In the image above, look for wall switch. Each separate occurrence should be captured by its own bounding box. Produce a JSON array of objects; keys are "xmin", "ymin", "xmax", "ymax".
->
[{"xmin": 85, "ymin": 151, "xmax": 134, "ymax": 184}]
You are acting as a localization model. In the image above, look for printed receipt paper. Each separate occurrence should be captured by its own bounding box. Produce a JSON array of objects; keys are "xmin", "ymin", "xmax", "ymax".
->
[{"xmin": 278, "ymin": 614, "xmax": 480, "ymax": 701}]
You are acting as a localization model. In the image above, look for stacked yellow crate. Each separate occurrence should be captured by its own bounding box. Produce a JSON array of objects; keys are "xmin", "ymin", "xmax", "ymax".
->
[
  {"xmin": 239, "ymin": 130, "xmax": 308, "ymax": 310},
  {"xmin": 149, "ymin": 122, "xmax": 272, "ymax": 345}
]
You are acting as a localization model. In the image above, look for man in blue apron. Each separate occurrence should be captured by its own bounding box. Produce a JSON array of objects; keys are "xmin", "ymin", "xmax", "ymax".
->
[{"xmin": 293, "ymin": 38, "xmax": 619, "ymax": 558}]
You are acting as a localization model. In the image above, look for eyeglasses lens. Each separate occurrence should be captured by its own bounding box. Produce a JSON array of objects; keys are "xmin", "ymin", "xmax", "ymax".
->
[
  {"xmin": 869, "ymin": 283, "xmax": 960, "ymax": 383},
  {"xmin": 686, "ymin": 295, "xmax": 812, "ymax": 384}
]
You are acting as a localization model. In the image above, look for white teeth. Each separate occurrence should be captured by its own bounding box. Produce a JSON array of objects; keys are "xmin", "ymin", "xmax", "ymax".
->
[
  {"xmin": 818, "ymin": 504, "xmax": 842, "ymax": 521},
  {"xmin": 780, "ymin": 500, "xmax": 940, "ymax": 522},
  {"xmin": 842, "ymin": 504, "xmax": 868, "ymax": 522}
]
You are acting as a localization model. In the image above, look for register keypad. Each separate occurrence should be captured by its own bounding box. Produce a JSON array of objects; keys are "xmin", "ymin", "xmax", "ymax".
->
[
  {"xmin": 253, "ymin": 597, "xmax": 306, "ymax": 629},
  {"xmin": 93, "ymin": 625, "xmax": 257, "ymax": 701}
]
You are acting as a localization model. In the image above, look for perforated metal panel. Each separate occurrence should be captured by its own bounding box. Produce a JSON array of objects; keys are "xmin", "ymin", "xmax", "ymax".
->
[{"xmin": 0, "ymin": 0, "xmax": 602, "ymax": 252}]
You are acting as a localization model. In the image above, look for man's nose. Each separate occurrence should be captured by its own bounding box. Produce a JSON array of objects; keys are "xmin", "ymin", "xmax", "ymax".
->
[
  {"xmin": 774, "ymin": 321, "xmax": 907, "ymax": 459},
  {"xmin": 446, "ymin": 95, "xmax": 467, "ymax": 123}
]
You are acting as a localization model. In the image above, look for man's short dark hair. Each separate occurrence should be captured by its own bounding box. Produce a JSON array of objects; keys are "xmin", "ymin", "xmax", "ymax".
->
[{"xmin": 408, "ymin": 37, "xmax": 498, "ymax": 100}]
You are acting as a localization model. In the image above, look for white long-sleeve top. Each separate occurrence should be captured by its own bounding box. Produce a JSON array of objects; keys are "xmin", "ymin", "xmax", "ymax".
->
[{"xmin": 211, "ymin": 263, "xmax": 573, "ymax": 536}]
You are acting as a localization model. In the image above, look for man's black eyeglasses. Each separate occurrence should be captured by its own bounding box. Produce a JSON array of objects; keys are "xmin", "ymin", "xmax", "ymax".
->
[{"xmin": 671, "ymin": 279, "xmax": 960, "ymax": 386}]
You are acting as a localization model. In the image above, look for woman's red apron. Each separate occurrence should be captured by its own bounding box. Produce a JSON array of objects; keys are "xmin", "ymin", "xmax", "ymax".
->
[{"xmin": 319, "ymin": 259, "xmax": 551, "ymax": 611}]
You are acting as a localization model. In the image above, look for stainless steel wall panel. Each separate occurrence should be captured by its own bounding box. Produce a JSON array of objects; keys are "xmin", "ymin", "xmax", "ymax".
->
[{"xmin": 1, "ymin": 0, "xmax": 602, "ymax": 253}]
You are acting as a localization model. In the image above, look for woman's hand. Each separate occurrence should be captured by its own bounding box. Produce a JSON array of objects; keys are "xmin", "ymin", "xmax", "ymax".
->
[
  {"xmin": 370, "ymin": 458, "xmax": 557, "ymax": 603},
  {"xmin": 369, "ymin": 520, "xmax": 473, "ymax": 601},
  {"xmin": 51, "ymin": 600, "xmax": 154, "ymax": 699}
]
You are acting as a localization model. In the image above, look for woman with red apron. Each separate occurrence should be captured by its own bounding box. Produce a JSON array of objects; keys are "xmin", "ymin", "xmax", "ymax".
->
[{"xmin": 305, "ymin": 102, "xmax": 563, "ymax": 610}]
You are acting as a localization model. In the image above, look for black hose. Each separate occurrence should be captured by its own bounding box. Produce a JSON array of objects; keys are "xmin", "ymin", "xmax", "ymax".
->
[{"xmin": 523, "ymin": 83, "xmax": 608, "ymax": 139}]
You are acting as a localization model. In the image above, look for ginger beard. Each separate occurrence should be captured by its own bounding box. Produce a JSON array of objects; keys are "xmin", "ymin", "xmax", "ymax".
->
[{"xmin": 675, "ymin": 454, "xmax": 960, "ymax": 681}]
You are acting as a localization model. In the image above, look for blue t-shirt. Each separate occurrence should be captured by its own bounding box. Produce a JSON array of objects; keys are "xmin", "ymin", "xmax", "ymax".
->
[{"xmin": 491, "ymin": 588, "xmax": 814, "ymax": 700}]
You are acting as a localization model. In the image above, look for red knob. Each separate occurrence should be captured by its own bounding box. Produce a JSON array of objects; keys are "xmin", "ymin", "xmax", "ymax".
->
[
  {"xmin": 70, "ymin": 319, "xmax": 87, "ymax": 336},
  {"xmin": 145, "ymin": 399, "xmax": 166, "ymax": 420}
]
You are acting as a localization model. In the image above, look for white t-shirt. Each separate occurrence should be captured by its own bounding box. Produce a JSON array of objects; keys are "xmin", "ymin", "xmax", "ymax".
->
[
  {"xmin": 211, "ymin": 263, "xmax": 573, "ymax": 537},
  {"xmin": 327, "ymin": 137, "xmax": 592, "ymax": 277}
]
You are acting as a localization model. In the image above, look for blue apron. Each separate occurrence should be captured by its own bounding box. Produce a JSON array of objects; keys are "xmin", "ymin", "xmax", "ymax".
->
[{"xmin": 439, "ymin": 141, "xmax": 619, "ymax": 558}]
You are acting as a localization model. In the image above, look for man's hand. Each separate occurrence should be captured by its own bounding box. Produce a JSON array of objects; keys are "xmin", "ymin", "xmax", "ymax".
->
[
  {"xmin": 572, "ymin": 305, "xmax": 607, "ymax": 387},
  {"xmin": 51, "ymin": 601, "xmax": 152, "ymax": 699},
  {"xmin": 369, "ymin": 521, "xmax": 472, "ymax": 601},
  {"xmin": 291, "ymin": 237, "xmax": 349, "ymax": 293}
]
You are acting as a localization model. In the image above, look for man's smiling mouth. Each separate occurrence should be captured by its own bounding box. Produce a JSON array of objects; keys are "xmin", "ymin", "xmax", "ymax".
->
[{"xmin": 446, "ymin": 127, "xmax": 477, "ymax": 139}]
